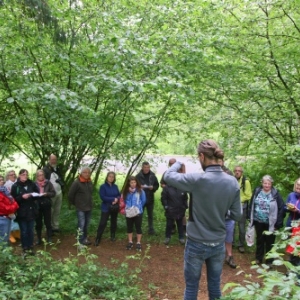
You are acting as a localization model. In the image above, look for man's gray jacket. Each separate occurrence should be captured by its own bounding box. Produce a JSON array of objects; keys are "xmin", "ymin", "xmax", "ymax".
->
[{"xmin": 164, "ymin": 162, "xmax": 242, "ymax": 244}]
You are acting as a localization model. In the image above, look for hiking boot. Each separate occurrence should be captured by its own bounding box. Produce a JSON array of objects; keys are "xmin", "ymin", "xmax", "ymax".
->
[
  {"xmin": 126, "ymin": 242, "xmax": 133, "ymax": 250},
  {"xmin": 238, "ymin": 246, "xmax": 245, "ymax": 253},
  {"xmin": 35, "ymin": 239, "xmax": 42, "ymax": 246},
  {"xmin": 179, "ymin": 239, "xmax": 185, "ymax": 245},
  {"xmin": 94, "ymin": 238, "xmax": 100, "ymax": 247},
  {"xmin": 148, "ymin": 229, "xmax": 156, "ymax": 235},
  {"xmin": 136, "ymin": 243, "xmax": 142, "ymax": 251},
  {"xmin": 164, "ymin": 238, "xmax": 170, "ymax": 245},
  {"xmin": 226, "ymin": 256, "xmax": 237, "ymax": 269}
]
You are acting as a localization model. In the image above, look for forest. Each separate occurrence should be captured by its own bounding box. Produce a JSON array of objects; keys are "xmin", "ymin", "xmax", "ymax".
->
[
  {"xmin": 1, "ymin": 1, "xmax": 300, "ymax": 299},
  {"xmin": 0, "ymin": 0, "xmax": 299, "ymax": 194}
]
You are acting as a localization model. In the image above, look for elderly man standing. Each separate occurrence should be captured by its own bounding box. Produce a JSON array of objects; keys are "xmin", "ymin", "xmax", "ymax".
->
[
  {"xmin": 233, "ymin": 165, "xmax": 252, "ymax": 253},
  {"xmin": 136, "ymin": 161, "xmax": 159, "ymax": 235},
  {"xmin": 43, "ymin": 154, "xmax": 64, "ymax": 233}
]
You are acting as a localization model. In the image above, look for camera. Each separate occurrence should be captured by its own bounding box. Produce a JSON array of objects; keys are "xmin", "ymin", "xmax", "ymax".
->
[{"xmin": 55, "ymin": 178, "xmax": 64, "ymax": 187}]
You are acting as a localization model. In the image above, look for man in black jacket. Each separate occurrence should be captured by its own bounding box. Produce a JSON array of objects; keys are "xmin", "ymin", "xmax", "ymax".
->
[
  {"xmin": 161, "ymin": 182, "xmax": 188, "ymax": 245},
  {"xmin": 136, "ymin": 161, "xmax": 159, "ymax": 235},
  {"xmin": 43, "ymin": 154, "xmax": 64, "ymax": 233}
]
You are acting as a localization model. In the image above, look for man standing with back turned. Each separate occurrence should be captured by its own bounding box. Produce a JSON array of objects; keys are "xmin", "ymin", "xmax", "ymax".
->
[{"xmin": 164, "ymin": 139, "xmax": 242, "ymax": 300}]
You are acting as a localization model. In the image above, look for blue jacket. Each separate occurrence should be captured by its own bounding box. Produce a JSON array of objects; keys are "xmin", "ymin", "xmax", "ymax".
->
[
  {"xmin": 99, "ymin": 182, "xmax": 120, "ymax": 213},
  {"xmin": 285, "ymin": 192, "xmax": 300, "ymax": 227},
  {"xmin": 125, "ymin": 190, "xmax": 146, "ymax": 214}
]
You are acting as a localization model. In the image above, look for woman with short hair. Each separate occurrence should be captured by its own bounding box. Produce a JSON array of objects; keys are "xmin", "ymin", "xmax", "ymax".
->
[
  {"xmin": 68, "ymin": 167, "xmax": 93, "ymax": 246},
  {"xmin": 249, "ymin": 175, "xmax": 285, "ymax": 265}
]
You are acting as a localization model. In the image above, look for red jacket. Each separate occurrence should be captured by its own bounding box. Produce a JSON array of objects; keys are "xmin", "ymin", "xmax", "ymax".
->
[{"xmin": 0, "ymin": 192, "xmax": 19, "ymax": 216}]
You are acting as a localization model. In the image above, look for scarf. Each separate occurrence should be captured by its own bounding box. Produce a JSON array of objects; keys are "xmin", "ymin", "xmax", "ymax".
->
[
  {"xmin": 37, "ymin": 179, "xmax": 46, "ymax": 193},
  {"xmin": 79, "ymin": 175, "xmax": 91, "ymax": 183}
]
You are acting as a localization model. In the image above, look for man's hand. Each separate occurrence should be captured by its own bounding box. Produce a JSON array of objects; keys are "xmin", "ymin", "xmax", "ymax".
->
[{"xmin": 179, "ymin": 163, "xmax": 186, "ymax": 173}]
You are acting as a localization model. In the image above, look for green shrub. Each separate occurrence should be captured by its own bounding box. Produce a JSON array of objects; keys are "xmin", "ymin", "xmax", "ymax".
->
[
  {"xmin": 221, "ymin": 229, "xmax": 300, "ymax": 299},
  {"xmin": 0, "ymin": 242, "xmax": 145, "ymax": 300}
]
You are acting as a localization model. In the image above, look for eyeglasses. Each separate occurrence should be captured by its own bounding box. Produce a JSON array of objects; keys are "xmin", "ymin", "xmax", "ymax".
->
[
  {"xmin": 9, "ymin": 174, "xmax": 16, "ymax": 177},
  {"xmin": 20, "ymin": 173, "xmax": 28, "ymax": 176}
]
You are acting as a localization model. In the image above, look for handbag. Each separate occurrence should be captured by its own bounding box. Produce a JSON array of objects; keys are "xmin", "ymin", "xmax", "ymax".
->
[
  {"xmin": 125, "ymin": 206, "xmax": 140, "ymax": 218},
  {"xmin": 119, "ymin": 195, "xmax": 125, "ymax": 215},
  {"xmin": 39, "ymin": 197, "xmax": 52, "ymax": 208},
  {"xmin": 245, "ymin": 224, "xmax": 255, "ymax": 247},
  {"xmin": 109, "ymin": 203, "xmax": 120, "ymax": 213}
]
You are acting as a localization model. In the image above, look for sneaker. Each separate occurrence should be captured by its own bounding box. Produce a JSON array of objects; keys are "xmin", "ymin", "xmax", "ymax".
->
[
  {"xmin": 136, "ymin": 243, "xmax": 142, "ymax": 251},
  {"xmin": 126, "ymin": 242, "xmax": 133, "ymax": 250},
  {"xmin": 179, "ymin": 239, "xmax": 185, "ymax": 245},
  {"xmin": 226, "ymin": 256, "xmax": 237, "ymax": 269},
  {"xmin": 82, "ymin": 239, "xmax": 92, "ymax": 246},
  {"xmin": 238, "ymin": 246, "xmax": 245, "ymax": 253},
  {"xmin": 164, "ymin": 238, "xmax": 170, "ymax": 245}
]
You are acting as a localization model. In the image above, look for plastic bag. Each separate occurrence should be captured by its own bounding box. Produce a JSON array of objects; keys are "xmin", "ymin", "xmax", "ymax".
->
[{"xmin": 246, "ymin": 224, "xmax": 255, "ymax": 247}]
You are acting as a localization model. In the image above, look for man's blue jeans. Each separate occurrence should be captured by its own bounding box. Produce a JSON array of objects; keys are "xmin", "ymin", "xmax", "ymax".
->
[
  {"xmin": 184, "ymin": 238, "xmax": 225, "ymax": 300},
  {"xmin": 18, "ymin": 220, "xmax": 35, "ymax": 250},
  {"xmin": 76, "ymin": 210, "xmax": 91, "ymax": 244},
  {"xmin": 0, "ymin": 216, "xmax": 12, "ymax": 246}
]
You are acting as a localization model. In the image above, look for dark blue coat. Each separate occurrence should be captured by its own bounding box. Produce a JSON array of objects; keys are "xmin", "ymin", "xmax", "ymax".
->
[{"xmin": 99, "ymin": 182, "xmax": 120, "ymax": 213}]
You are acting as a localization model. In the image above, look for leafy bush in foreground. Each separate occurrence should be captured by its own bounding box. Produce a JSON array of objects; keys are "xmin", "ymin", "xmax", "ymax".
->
[
  {"xmin": 221, "ymin": 229, "xmax": 300, "ymax": 300},
  {"xmin": 0, "ymin": 242, "xmax": 145, "ymax": 300}
]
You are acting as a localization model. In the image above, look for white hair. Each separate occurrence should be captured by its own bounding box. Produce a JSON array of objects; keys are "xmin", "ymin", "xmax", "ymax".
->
[
  {"xmin": 261, "ymin": 175, "xmax": 274, "ymax": 184},
  {"xmin": 80, "ymin": 166, "xmax": 91, "ymax": 174}
]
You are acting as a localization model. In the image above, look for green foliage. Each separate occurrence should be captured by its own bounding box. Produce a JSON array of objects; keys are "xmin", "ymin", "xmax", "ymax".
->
[
  {"xmin": 0, "ymin": 241, "xmax": 145, "ymax": 299},
  {"xmin": 221, "ymin": 229, "xmax": 300, "ymax": 299}
]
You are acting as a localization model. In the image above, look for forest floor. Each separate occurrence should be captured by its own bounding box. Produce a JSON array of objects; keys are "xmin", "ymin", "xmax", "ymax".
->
[{"xmin": 11, "ymin": 231, "xmax": 283, "ymax": 300}]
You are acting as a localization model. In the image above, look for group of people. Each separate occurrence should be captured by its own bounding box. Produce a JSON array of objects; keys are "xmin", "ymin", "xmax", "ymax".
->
[
  {"xmin": 68, "ymin": 161, "xmax": 161, "ymax": 251},
  {"xmin": 0, "ymin": 155, "xmax": 64, "ymax": 257},
  {"xmin": 163, "ymin": 140, "xmax": 299, "ymax": 300},
  {"xmin": 1, "ymin": 140, "xmax": 300, "ymax": 300}
]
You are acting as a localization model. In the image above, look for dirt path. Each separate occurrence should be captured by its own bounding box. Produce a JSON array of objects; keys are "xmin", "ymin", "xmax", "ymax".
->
[{"xmin": 17, "ymin": 234, "xmax": 264, "ymax": 300}]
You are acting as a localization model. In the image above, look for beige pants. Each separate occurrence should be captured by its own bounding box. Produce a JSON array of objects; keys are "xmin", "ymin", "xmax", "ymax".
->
[{"xmin": 51, "ymin": 192, "xmax": 62, "ymax": 230}]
